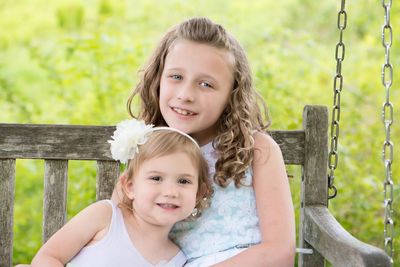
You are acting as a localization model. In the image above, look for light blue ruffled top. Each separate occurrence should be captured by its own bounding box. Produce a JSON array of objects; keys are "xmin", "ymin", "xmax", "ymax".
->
[{"xmin": 169, "ymin": 141, "xmax": 261, "ymax": 260}]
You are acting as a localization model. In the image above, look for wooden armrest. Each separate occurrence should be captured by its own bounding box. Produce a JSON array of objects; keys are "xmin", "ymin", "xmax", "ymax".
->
[{"xmin": 304, "ymin": 205, "xmax": 392, "ymax": 267}]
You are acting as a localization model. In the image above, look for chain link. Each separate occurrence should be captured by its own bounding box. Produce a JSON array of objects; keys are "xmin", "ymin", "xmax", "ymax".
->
[
  {"xmin": 328, "ymin": 0, "xmax": 347, "ymax": 200},
  {"xmin": 381, "ymin": 0, "xmax": 394, "ymax": 261}
]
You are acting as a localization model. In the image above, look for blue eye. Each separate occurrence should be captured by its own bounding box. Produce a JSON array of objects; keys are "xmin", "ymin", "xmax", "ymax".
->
[
  {"xmin": 170, "ymin": 74, "xmax": 183, "ymax": 80},
  {"xmin": 200, "ymin": 81, "xmax": 213, "ymax": 88}
]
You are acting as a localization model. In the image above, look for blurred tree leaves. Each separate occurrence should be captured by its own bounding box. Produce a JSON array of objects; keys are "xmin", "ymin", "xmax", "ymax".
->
[{"xmin": 1, "ymin": 0, "xmax": 398, "ymax": 264}]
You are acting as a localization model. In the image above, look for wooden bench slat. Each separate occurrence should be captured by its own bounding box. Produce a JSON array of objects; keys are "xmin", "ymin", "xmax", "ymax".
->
[
  {"xmin": 0, "ymin": 124, "xmax": 116, "ymax": 160},
  {"xmin": 0, "ymin": 159, "xmax": 15, "ymax": 267},
  {"xmin": 43, "ymin": 160, "xmax": 68, "ymax": 243},
  {"xmin": 0, "ymin": 124, "xmax": 304, "ymax": 164},
  {"xmin": 269, "ymin": 130, "xmax": 304, "ymax": 164},
  {"xmin": 96, "ymin": 161, "xmax": 120, "ymax": 200},
  {"xmin": 299, "ymin": 105, "xmax": 328, "ymax": 266}
]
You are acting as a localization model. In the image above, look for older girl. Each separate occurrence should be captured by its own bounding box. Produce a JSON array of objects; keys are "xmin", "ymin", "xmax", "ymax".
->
[{"xmin": 120, "ymin": 17, "xmax": 296, "ymax": 266}]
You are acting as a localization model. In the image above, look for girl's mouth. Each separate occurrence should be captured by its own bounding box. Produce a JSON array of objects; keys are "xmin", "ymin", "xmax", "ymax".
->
[
  {"xmin": 172, "ymin": 107, "xmax": 196, "ymax": 116},
  {"xmin": 157, "ymin": 203, "xmax": 179, "ymax": 209}
]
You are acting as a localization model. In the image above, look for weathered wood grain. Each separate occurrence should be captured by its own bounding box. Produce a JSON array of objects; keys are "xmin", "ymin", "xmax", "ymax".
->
[
  {"xmin": 0, "ymin": 124, "xmax": 115, "ymax": 160},
  {"xmin": 96, "ymin": 160, "xmax": 120, "ymax": 200},
  {"xmin": 299, "ymin": 106, "xmax": 392, "ymax": 266},
  {"xmin": 43, "ymin": 160, "xmax": 68, "ymax": 243},
  {"xmin": 269, "ymin": 130, "xmax": 304, "ymax": 164},
  {"xmin": 299, "ymin": 105, "xmax": 328, "ymax": 266},
  {"xmin": 0, "ymin": 159, "xmax": 15, "ymax": 267},
  {"xmin": 0, "ymin": 123, "xmax": 304, "ymax": 164},
  {"xmin": 304, "ymin": 205, "xmax": 392, "ymax": 267}
]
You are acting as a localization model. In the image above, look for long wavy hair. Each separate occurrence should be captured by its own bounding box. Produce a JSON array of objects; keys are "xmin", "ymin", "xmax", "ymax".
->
[{"xmin": 127, "ymin": 17, "xmax": 270, "ymax": 187}]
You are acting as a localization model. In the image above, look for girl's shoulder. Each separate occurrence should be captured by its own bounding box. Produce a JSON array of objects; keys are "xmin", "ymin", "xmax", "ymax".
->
[
  {"xmin": 69, "ymin": 200, "xmax": 114, "ymax": 236},
  {"xmin": 78, "ymin": 200, "xmax": 113, "ymax": 220},
  {"xmin": 252, "ymin": 131, "xmax": 282, "ymax": 165},
  {"xmin": 253, "ymin": 131, "xmax": 280, "ymax": 150},
  {"xmin": 73, "ymin": 200, "xmax": 114, "ymax": 245}
]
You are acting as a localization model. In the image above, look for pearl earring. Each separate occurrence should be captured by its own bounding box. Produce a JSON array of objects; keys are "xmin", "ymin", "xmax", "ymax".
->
[{"xmin": 191, "ymin": 208, "xmax": 198, "ymax": 217}]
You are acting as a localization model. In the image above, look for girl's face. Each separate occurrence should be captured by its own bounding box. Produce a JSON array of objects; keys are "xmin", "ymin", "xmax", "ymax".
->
[
  {"xmin": 124, "ymin": 152, "xmax": 199, "ymax": 228},
  {"xmin": 159, "ymin": 40, "xmax": 234, "ymax": 145}
]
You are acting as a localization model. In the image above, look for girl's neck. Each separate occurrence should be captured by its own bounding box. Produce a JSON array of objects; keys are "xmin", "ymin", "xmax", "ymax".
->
[
  {"xmin": 121, "ymin": 209, "xmax": 178, "ymax": 264},
  {"xmin": 123, "ymin": 208, "xmax": 172, "ymax": 243},
  {"xmin": 191, "ymin": 131, "xmax": 216, "ymax": 146}
]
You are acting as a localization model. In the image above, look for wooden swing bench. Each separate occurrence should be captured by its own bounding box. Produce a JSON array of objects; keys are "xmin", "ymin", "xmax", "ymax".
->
[{"xmin": 0, "ymin": 105, "xmax": 392, "ymax": 267}]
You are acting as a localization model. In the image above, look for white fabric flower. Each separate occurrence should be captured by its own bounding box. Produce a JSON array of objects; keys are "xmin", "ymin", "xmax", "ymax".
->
[{"xmin": 108, "ymin": 119, "xmax": 154, "ymax": 163}]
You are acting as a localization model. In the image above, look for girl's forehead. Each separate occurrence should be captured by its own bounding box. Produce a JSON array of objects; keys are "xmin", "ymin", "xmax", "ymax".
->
[
  {"xmin": 140, "ymin": 151, "xmax": 197, "ymax": 169},
  {"xmin": 166, "ymin": 39, "xmax": 235, "ymax": 70},
  {"xmin": 164, "ymin": 40, "xmax": 235, "ymax": 82}
]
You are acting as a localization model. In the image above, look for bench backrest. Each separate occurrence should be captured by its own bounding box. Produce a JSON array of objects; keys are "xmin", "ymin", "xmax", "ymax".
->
[{"xmin": 0, "ymin": 105, "xmax": 391, "ymax": 267}]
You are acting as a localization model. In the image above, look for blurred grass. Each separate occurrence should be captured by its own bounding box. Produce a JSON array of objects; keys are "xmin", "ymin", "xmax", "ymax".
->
[{"xmin": 0, "ymin": 0, "xmax": 399, "ymax": 265}]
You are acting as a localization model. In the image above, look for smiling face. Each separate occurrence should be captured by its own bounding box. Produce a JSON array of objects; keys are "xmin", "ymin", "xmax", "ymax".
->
[
  {"xmin": 124, "ymin": 152, "xmax": 199, "ymax": 228},
  {"xmin": 159, "ymin": 40, "xmax": 234, "ymax": 145}
]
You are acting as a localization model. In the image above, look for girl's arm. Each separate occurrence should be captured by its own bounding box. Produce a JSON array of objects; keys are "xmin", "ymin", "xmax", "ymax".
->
[
  {"xmin": 213, "ymin": 132, "xmax": 296, "ymax": 267},
  {"xmin": 31, "ymin": 201, "xmax": 112, "ymax": 267}
]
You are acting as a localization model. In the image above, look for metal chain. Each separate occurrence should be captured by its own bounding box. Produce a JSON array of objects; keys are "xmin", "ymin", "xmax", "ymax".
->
[
  {"xmin": 381, "ymin": 0, "xmax": 394, "ymax": 261},
  {"xmin": 328, "ymin": 0, "xmax": 347, "ymax": 200}
]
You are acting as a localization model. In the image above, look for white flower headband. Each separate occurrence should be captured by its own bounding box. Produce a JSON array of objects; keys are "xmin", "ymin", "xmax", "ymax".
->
[{"xmin": 108, "ymin": 119, "xmax": 199, "ymax": 164}]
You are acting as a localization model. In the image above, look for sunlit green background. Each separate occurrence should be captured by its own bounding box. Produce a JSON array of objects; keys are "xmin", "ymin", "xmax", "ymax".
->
[{"xmin": 1, "ymin": 0, "xmax": 399, "ymax": 265}]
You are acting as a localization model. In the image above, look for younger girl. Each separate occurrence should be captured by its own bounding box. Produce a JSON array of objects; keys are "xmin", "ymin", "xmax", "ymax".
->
[
  {"xmin": 30, "ymin": 119, "xmax": 212, "ymax": 267},
  {"xmin": 122, "ymin": 17, "xmax": 296, "ymax": 266}
]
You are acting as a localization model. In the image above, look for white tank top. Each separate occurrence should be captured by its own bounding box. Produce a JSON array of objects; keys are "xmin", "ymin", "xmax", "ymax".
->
[{"xmin": 68, "ymin": 200, "xmax": 187, "ymax": 267}]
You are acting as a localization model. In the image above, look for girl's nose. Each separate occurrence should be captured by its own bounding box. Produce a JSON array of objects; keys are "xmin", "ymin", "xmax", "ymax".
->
[
  {"xmin": 162, "ymin": 183, "xmax": 179, "ymax": 198},
  {"xmin": 177, "ymin": 82, "xmax": 194, "ymax": 102}
]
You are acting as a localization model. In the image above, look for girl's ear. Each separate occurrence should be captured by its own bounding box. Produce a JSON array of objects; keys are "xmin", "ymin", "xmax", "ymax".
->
[
  {"xmin": 120, "ymin": 173, "xmax": 135, "ymax": 200},
  {"xmin": 196, "ymin": 183, "xmax": 208, "ymax": 204}
]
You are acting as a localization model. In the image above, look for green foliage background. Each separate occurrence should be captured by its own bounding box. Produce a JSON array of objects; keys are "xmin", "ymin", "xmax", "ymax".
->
[{"xmin": 1, "ymin": 0, "xmax": 399, "ymax": 265}]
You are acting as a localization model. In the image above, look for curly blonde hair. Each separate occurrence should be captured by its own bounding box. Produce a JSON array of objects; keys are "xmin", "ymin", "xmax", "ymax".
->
[{"xmin": 127, "ymin": 17, "xmax": 270, "ymax": 187}]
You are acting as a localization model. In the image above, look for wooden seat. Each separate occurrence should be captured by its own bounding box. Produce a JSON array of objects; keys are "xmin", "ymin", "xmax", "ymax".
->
[{"xmin": 0, "ymin": 105, "xmax": 391, "ymax": 267}]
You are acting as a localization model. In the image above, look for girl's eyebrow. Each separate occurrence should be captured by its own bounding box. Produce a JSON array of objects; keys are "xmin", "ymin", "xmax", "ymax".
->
[
  {"xmin": 198, "ymin": 73, "xmax": 218, "ymax": 82},
  {"xmin": 146, "ymin": 170, "xmax": 165, "ymax": 176},
  {"xmin": 164, "ymin": 67, "xmax": 182, "ymax": 72},
  {"xmin": 146, "ymin": 170, "xmax": 196, "ymax": 178},
  {"xmin": 178, "ymin": 173, "xmax": 196, "ymax": 178},
  {"xmin": 164, "ymin": 68, "xmax": 216, "ymax": 79}
]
